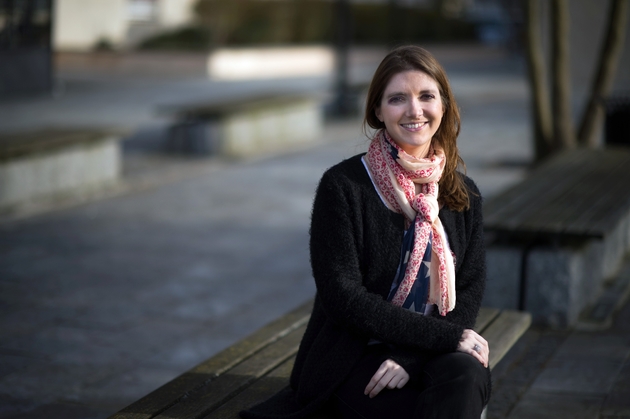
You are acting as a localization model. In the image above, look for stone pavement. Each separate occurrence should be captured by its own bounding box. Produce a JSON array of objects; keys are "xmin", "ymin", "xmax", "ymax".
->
[
  {"xmin": 488, "ymin": 258, "xmax": 630, "ymax": 419},
  {"xmin": 0, "ymin": 45, "xmax": 628, "ymax": 419}
]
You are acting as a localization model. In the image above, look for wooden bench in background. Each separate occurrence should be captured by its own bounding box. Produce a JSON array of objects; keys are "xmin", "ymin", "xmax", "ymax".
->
[
  {"xmin": 108, "ymin": 299, "xmax": 531, "ymax": 419},
  {"xmin": 482, "ymin": 148, "xmax": 630, "ymax": 327}
]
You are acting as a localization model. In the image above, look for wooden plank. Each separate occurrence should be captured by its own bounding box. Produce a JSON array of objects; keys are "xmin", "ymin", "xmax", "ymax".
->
[
  {"xmin": 495, "ymin": 159, "xmax": 595, "ymax": 235},
  {"xmin": 475, "ymin": 307, "xmax": 500, "ymax": 333},
  {"xmin": 0, "ymin": 128, "xmax": 124, "ymax": 161},
  {"xmin": 483, "ymin": 151, "xmax": 588, "ymax": 231},
  {"xmin": 572, "ymin": 151, "xmax": 630, "ymax": 235},
  {"xmin": 484, "ymin": 148, "xmax": 630, "ymax": 239},
  {"xmin": 154, "ymin": 323, "xmax": 306, "ymax": 419},
  {"xmin": 108, "ymin": 300, "xmax": 312, "ymax": 419},
  {"xmin": 203, "ymin": 357, "xmax": 296, "ymax": 419},
  {"xmin": 483, "ymin": 310, "xmax": 532, "ymax": 369},
  {"xmin": 521, "ymin": 150, "xmax": 630, "ymax": 237}
]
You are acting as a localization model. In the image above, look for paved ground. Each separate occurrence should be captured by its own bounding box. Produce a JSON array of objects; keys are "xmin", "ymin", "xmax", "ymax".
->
[{"xmin": 0, "ymin": 45, "xmax": 628, "ymax": 419}]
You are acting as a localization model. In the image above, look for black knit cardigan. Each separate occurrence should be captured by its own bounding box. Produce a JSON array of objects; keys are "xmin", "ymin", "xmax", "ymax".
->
[{"xmin": 241, "ymin": 154, "xmax": 487, "ymax": 419}]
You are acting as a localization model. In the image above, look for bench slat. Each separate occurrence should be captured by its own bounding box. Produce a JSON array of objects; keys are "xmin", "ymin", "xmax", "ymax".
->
[
  {"xmin": 484, "ymin": 149, "xmax": 630, "ymax": 239},
  {"xmin": 573, "ymin": 157, "xmax": 630, "ymax": 235},
  {"xmin": 475, "ymin": 307, "xmax": 500, "ymax": 332},
  {"xmin": 203, "ymin": 358, "xmax": 296, "ymax": 419},
  {"xmin": 518, "ymin": 152, "xmax": 630, "ymax": 237},
  {"xmin": 189, "ymin": 301, "xmax": 312, "ymax": 376},
  {"xmin": 108, "ymin": 301, "xmax": 312, "ymax": 419},
  {"xmin": 0, "ymin": 129, "xmax": 123, "ymax": 161},
  {"xmin": 483, "ymin": 151, "xmax": 589, "ymax": 230},
  {"xmin": 154, "ymin": 323, "xmax": 306, "ymax": 419},
  {"xmin": 483, "ymin": 310, "xmax": 532, "ymax": 368},
  {"xmin": 494, "ymin": 158, "xmax": 590, "ymax": 232}
]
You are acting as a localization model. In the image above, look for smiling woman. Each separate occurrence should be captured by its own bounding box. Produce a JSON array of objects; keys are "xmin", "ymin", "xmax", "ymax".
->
[{"xmin": 240, "ymin": 46, "xmax": 489, "ymax": 419}]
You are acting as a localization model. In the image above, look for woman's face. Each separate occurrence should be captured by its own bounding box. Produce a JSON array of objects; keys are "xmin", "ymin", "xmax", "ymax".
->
[{"xmin": 375, "ymin": 70, "xmax": 444, "ymax": 158}]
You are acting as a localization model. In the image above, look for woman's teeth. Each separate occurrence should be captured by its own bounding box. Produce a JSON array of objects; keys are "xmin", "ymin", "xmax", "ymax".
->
[{"xmin": 402, "ymin": 122, "xmax": 425, "ymax": 129}]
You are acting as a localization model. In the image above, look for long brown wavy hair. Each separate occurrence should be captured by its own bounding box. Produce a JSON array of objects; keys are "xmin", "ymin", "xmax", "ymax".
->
[{"xmin": 364, "ymin": 45, "xmax": 470, "ymax": 212}]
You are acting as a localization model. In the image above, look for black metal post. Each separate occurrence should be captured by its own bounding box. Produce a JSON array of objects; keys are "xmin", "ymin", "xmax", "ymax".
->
[{"xmin": 331, "ymin": 0, "xmax": 354, "ymax": 117}]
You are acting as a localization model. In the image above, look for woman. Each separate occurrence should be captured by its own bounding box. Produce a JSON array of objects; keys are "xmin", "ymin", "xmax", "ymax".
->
[{"xmin": 241, "ymin": 45, "xmax": 490, "ymax": 419}]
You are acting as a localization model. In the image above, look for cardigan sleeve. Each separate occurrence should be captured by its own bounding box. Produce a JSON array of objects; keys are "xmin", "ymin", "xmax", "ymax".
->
[{"xmin": 309, "ymin": 168, "xmax": 465, "ymax": 354}]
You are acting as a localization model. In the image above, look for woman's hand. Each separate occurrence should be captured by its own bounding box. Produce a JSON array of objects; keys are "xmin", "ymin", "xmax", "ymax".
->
[
  {"xmin": 457, "ymin": 329, "xmax": 489, "ymax": 368},
  {"xmin": 364, "ymin": 359, "xmax": 410, "ymax": 398}
]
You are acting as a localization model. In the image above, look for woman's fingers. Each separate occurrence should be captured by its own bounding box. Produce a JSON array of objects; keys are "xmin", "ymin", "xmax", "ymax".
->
[
  {"xmin": 364, "ymin": 359, "xmax": 410, "ymax": 398},
  {"xmin": 457, "ymin": 329, "xmax": 490, "ymax": 368}
]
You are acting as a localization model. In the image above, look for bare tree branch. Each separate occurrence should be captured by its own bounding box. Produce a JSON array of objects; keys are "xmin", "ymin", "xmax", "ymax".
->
[
  {"xmin": 577, "ymin": 0, "xmax": 629, "ymax": 147},
  {"xmin": 551, "ymin": 0, "xmax": 575, "ymax": 150},
  {"xmin": 523, "ymin": 0, "xmax": 553, "ymax": 160}
]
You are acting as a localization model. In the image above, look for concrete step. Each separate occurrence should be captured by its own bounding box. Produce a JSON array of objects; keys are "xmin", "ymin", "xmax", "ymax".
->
[{"xmin": 576, "ymin": 253, "xmax": 630, "ymax": 331}]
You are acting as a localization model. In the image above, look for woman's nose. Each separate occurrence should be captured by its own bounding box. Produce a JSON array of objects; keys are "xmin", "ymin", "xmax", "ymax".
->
[{"xmin": 406, "ymin": 99, "xmax": 423, "ymax": 118}]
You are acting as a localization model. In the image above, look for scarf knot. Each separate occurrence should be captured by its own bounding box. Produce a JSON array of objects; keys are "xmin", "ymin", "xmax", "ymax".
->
[
  {"xmin": 414, "ymin": 194, "xmax": 439, "ymax": 223},
  {"xmin": 364, "ymin": 130, "xmax": 456, "ymax": 316}
]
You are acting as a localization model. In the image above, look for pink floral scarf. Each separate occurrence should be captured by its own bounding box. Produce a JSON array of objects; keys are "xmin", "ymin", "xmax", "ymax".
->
[{"xmin": 365, "ymin": 130, "xmax": 456, "ymax": 316}]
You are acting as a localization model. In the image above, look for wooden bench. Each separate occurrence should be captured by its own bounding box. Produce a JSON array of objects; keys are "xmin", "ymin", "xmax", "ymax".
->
[
  {"xmin": 483, "ymin": 148, "xmax": 630, "ymax": 327},
  {"xmin": 0, "ymin": 129, "xmax": 121, "ymax": 212},
  {"xmin": 159, "ymin": 94, "xmax": 324, "ymax": 158},
  {"xmin": 108, "ymin": 299, "xmax": 531, "ymax": 419}
]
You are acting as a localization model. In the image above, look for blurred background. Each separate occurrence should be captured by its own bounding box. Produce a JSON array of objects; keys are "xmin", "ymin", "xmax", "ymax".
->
[{"xmin": 0, "ymin": 1, "xmax": 629, "ymax": 419}]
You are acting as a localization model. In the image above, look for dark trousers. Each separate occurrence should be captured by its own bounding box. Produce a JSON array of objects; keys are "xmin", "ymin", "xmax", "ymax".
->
[{"xmin": 332, "ymin": 345, "xmax": 489, "ymax": 419}]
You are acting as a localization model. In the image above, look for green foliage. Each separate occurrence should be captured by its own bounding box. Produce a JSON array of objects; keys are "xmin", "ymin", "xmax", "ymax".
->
[
  {"xmin": 132, "ymin": 0, "xmax": 478, "ymax": 49},
  {"xmin": 352, "ymin": 3, "xmax": 477, "ymax": 44},
  {"xmin": 194, "ymin": 0, "xmax": 334, "ymax": 46},
  {"xmin": 93, "ymin": 37, "xmax": 115, "ymax": 51},
  {"xmin": 137, "ymin": 26, "xmax": 213, "ymax": 51}
]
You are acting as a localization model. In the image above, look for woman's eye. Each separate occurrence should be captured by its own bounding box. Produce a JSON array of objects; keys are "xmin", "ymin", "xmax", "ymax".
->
[
  {"xmin": 388, "ymin": 96, "xmax": 404, "ymax": 104},
  {"xmin": 421, "ymin": 94, "xmax": 436, "ymax": 100}
]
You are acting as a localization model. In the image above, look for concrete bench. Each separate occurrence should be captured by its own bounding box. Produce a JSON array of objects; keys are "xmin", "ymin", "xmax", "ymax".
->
[
  {"xmin": 483, "ymin": 148, "xmax": 630, "ymax": 327},
  {"xmin": 0, "ymin": 129, "xmax": 121, "ymax": 212},
  {"xmin": 107, "ymin": 299, "xmax": 531, "ymax": 419},
  {"xmin": 161, "ymin": 94, "xmax": 324, "ymax": 158}
]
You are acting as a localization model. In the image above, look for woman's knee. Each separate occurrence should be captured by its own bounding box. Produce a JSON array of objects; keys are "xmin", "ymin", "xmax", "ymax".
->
[{"xmin": 422, "ymin": 352, "xmax": 489, "ymax": 390}]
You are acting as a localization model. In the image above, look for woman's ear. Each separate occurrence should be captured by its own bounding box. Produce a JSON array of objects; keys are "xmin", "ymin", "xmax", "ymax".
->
[{"xmin": 375, "ymin": 107, "xmax": 383, "ymax": 122}]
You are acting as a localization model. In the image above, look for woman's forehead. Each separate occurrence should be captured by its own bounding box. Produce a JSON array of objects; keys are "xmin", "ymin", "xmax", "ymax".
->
[{"xmin": 384, "ymin": 70, "xmax": 440, "ymax": 93}]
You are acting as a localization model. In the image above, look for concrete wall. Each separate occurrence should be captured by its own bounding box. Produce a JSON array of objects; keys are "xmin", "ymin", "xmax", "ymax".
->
[
  {"xmin": 0, "ymin": 136, "xmax": 121, "ymax": 211},
  {"xmin": 54, "ymin": 0, "xmax": 128, "ymax": 51},
  {"xmin": 157, "ymin": 0, "xmax": 197, "ymax": 28},
  {"xmin": 484, "ymin": 210, "xmax": 630, "ymax": 328},
  {"xmin": 53, "ymin": 0, "xmax": 197, "ymax": 51},
  {"xmin": 221, "ymin": 98, "xmax": 324, "ymax": 158},
  {"xmin": 167, "ymin": 97, "xmax": 324, "ymax": 158}
]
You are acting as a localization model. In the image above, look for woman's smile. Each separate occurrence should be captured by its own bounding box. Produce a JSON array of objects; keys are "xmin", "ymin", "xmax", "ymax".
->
[{"xmin": 401, "ymin": 122, "xmax": 427, "ymax": 130}]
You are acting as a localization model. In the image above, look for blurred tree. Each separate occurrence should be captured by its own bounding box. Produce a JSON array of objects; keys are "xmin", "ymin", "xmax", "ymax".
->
[
  {"xmin": 524, "ymin": 0, "xmax": 629, "ymax": 161},
  {"xmin": 577, "ymin": 0, "xmax": 629, "ymax": 147}
]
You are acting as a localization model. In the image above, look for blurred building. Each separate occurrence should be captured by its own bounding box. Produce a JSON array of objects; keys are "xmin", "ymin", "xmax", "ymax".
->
[
  {"xmin": 53, "ymin": 0, "xmax": 197, "ymax": 51},
  {"xmin": 0, "ymin": 0, "xmax": 53, "ymax": 96}
]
